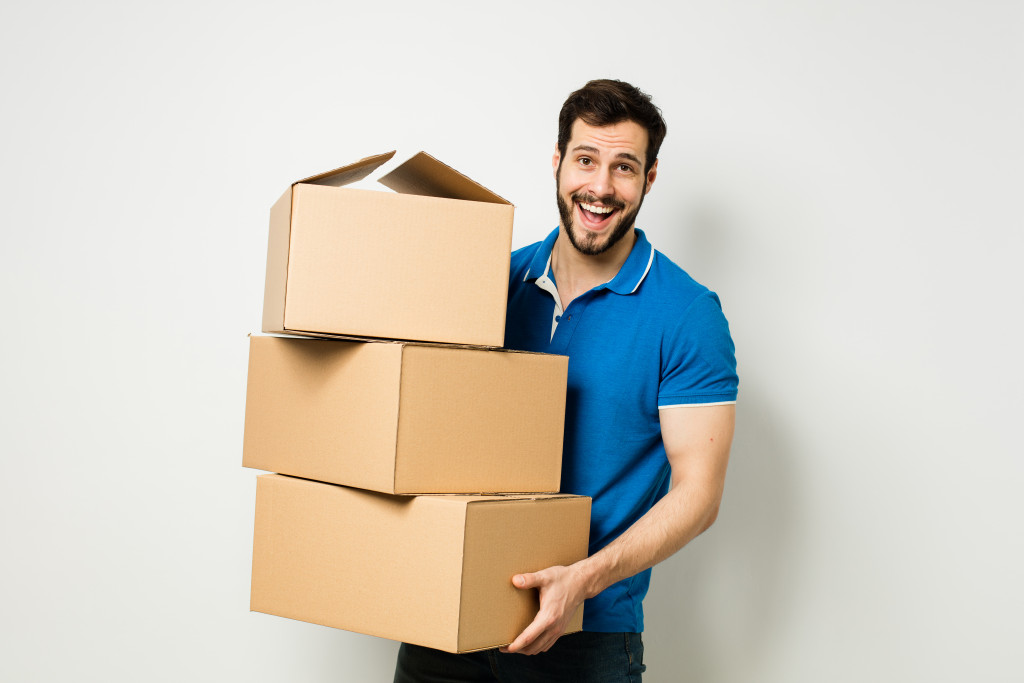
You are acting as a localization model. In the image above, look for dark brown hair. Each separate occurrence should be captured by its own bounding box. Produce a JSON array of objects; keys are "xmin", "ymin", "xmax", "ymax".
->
[{"xmin": 557, "ymin": 79, "xmax": 668, "ymax": 173}]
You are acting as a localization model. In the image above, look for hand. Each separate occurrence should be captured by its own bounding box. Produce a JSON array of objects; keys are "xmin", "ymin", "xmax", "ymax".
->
[{"xmin": 500, "ymin": 564, "xmax": 588, "ymax": 655}]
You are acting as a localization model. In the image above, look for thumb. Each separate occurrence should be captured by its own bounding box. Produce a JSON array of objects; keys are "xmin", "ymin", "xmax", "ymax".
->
[{"xmin": 512, "ymin": 572, "xmax": 542, "ymax": 589}]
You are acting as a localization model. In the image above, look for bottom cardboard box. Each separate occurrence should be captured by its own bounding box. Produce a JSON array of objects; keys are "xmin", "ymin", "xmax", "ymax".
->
[{"xmin": 250, "ymin": 474, "xmax": 591, "ymax": 653}]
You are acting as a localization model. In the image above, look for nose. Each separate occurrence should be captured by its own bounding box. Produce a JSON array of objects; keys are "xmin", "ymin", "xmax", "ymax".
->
[{"xmin": 587, "ymin": 166, "xmax": 614, "ymax": 199}]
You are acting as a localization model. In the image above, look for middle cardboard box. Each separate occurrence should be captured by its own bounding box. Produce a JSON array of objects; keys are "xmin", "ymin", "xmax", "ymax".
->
[{"xmin": 243, "ymin": 335, "xmax": 569, "ymax": 495}]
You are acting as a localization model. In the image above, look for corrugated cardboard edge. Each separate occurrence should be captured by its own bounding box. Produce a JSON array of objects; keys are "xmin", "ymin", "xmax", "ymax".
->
[
  {"xmin": 246, "ymin": 334, "xmax": 564, "ymax": 383},
  {"xmin": 392, "ymin": 344, "xmax": 407, "ymax": 495},
  {"xmin": 273, "ymin": 328, "xmax": 505, "ymax": 350},
  {"xmin": 296, "ymin": 151, "xmax": 397, "ymax": 187},
  {"xmin": 378, "ymin": 151, "xmax": 511, "ymax": 206},
  {"xmin": 254, "ymin": 330, "xmax": 556, "ymax": 356},
  {"xmin": 261, "ymin": 189, "xmax": 294, "ymax": 333}
]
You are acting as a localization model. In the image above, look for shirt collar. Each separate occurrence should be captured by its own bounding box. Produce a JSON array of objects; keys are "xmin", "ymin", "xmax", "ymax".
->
[
  {"xmin": 524, "ymin": 227, "xmax": 654, "ymax": 296},
  {"xmin": 523, "ymin": 228, "xmax": 561, "ymax": 283}
]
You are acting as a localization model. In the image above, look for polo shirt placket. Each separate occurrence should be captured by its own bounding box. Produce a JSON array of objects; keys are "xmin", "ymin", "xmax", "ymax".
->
[{"xmin": 524, "ymin": 230, "xmax": 655, "ymax": 350}]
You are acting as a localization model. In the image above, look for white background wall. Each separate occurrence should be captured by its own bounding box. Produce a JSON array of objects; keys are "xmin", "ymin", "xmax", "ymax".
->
[{"xmin": 2, "ymin": 1, "xmax": 1020, "ymax": 681}]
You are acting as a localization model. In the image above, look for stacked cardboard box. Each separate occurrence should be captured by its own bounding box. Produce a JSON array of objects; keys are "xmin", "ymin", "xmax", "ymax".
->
[{"xmin": 243, "ymin": 151, "xmax": 591, "ymax": 653}]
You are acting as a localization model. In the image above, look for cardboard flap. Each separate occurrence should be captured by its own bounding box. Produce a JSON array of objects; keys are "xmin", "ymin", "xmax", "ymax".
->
[
  {"xmin": 378, "ymin": 152, "xmax": 511, "ymax": 205},
  {"xmin": 297, "ymin": 151, "xmax": 397, "ymax": 187}
]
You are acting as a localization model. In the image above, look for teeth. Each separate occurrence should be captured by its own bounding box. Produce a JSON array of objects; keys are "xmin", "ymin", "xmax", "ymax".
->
[{"xmin": 580, "ymin": 202, "xmax": 614, "ymax": 215}]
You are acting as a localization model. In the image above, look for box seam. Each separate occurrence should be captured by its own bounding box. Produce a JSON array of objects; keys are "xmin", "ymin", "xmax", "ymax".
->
[
  {"xmin": 457, "ymin": 502, "xmax": 470, "ymax": 651},
  {"xmin": 393, "ymin": 345, "xmax": 406, "ymax": 493},
  {"xmin": 281, "ymin": 188, "xmax": 296, "ymax": 330}
]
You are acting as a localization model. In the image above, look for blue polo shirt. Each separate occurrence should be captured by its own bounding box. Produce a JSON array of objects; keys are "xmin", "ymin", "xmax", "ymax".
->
[{"xmin": 505, "ymin": 227, "xmax": 738, "ymax": 633}]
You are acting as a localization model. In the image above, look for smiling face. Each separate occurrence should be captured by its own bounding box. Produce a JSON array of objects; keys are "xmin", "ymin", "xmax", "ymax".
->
[{"xmin": 554, "ymin": 118, "xmax": 658, "ymax": 257}]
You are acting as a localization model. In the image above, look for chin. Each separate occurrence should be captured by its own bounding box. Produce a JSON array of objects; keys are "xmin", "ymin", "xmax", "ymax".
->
[{"xmin": 556, "ymin": 187, "xmax": 638, "ymax": 257}]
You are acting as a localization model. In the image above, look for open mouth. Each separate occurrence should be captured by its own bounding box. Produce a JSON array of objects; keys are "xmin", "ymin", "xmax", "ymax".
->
[{"xmin": 576, "ymin": 200, "xmax": 619, "ymax": 230}]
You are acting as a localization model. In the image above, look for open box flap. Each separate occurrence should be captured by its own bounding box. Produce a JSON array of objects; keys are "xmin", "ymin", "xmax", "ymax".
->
[
  {"xmin": 296, "ymin": 151, "xmax": 397, "ymax": 187},
  {"xmin": 378, "ymin": 152, "xmax": 511, "ymax": 205}
]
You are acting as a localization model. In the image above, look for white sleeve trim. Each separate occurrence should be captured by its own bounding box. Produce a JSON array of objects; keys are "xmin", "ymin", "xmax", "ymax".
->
[{"xmin": 658, "ymin": 400, "xmax": 737, "ymax": 409}]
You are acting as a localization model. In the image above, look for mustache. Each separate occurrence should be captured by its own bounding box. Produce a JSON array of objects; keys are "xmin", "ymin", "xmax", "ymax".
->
[{"xmin": 570, "ymin": 192, "xmax": 625, "ymax": 210}]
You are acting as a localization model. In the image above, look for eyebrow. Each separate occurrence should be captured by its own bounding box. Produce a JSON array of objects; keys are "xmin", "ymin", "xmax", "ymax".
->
[{"xmin": 571, "ymin": 144, "xmax": 643, "ymax": 167}]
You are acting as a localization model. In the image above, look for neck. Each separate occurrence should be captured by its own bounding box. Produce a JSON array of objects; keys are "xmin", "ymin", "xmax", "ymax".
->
[{"xmin": 551, "ymin": 227, "xmax": 636, "ymax": 308}]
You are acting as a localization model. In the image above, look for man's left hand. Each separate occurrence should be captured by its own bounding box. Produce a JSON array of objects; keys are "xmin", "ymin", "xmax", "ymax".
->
[{"xmin": 500, "ymin": 564, "xmax": 588, "ymax": 655}]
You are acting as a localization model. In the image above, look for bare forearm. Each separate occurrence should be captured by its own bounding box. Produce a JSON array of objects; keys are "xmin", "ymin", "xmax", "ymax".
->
[
  {"xmin": 504, "ymin": 405, "xmax": 734, "ymax": 655},
  {"xmin": 575, "ymin": 477, "xmax": 724, "ymax": 599},
  {"xmin": 576, "ymin": 404, "xmax": 735, "ymax": 599}
]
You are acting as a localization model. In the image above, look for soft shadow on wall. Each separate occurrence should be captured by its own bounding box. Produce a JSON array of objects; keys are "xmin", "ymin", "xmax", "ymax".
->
[
  {"xmin": 643, "ymin": 387, "xmax": 799, "ymax": 682},
  {"xmin": 308, "ymin": 622, "xmax": 402, "ymax": 680},
  {"xmin": 642, "ymin": 202, "xmax": 800, "ymax": 682}
]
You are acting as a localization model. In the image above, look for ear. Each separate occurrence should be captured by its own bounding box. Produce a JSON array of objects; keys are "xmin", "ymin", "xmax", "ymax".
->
[
  {"xmin": 552, "ymin": 146, "xmax": 561, "ymax": 178},
  {"xmin": 644, "ymin": 159, "xmax": 659, "ymax": 194}
]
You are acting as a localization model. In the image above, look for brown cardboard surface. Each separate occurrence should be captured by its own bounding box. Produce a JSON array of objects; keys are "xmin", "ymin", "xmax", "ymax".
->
[
  {"xmin": 260, "ymin": 190, "xmax": 292, "ymax": 335},
  {"xmin": 458, "ymin": 497, "xmax": 590, "ymax": 651},
  {"xmin": 242, "ymin": 335, "xmax": 568, "ymax": 495},
  {"xmin": 250, "ymin": 475, "xmax": 591, "ymax": 653},
  {"xmin": 242, "ymin": 336, "xmax": 404, "ymax": 492},
  {"xmin": 262, "ymin": 151, "xmax": 514, "ymax": 347}
]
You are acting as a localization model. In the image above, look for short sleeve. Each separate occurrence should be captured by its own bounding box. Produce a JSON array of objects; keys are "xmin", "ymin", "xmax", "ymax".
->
[{"xmin": 658, "ymin": 290, "xmax": 739, "ymax": 407}]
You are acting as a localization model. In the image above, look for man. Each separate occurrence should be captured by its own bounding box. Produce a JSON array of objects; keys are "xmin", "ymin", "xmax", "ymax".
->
[{"xmin": 394, "ymin": 79, "xmax": 738, "ymax": 682}]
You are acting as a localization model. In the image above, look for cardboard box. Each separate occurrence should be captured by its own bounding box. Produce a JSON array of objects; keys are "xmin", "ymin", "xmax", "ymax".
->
[
  {"xmin": 242, "ymin": 335, "xmax": 568, "ymax": 495},
  {"xmin": 250, "ymin": 474, "xmax": 591, "ymax": 653},
  {"xmin": 262, "ymin": 150, "xmax": 514, "ymax": 347}
]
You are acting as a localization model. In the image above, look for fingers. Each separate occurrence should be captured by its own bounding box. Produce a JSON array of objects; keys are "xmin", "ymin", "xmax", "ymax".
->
[
  {"xmin": 502, "ymin": 566, "xmax": 577, "ymax": 655},
  {"xmin": 501, "ymin": 572, "xmax": 547, "ymax": 654},
  {"xmin": 501, "ymin": 613, "xmax": 558, "ymax": 655},
  {"xmin": 501, "ymin": 623, "xmax": 538, "ymax": 654}
]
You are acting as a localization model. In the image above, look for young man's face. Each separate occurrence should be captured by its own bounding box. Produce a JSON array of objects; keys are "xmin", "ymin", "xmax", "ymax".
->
[{"xmin": 553, "ymin": 118, "xmax": 658, "ymax": 256}]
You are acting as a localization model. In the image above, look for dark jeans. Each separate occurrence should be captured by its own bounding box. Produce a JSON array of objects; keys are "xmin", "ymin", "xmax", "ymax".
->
[{"xmin": 393, "ymin": 631, "xmax": 645, "ymax": 683}]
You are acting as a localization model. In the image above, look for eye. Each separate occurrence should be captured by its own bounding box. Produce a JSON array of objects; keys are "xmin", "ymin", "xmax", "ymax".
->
[
  {"xmin": 617, "ymin": 163, "xmax": 637, "ymax": 174},
  {"xmin": 578, "ymin": 156, "xmax": 593, "ymax": 166}
]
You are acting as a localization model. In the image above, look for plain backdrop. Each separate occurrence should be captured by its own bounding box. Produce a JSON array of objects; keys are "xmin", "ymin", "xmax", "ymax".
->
[{"xmin": 1, "ymin": 1, "xmax": 1021, "ymax": 681}]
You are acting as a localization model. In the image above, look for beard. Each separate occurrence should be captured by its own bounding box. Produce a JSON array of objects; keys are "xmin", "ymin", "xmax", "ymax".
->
[{"xmin": 556, "ymin": 172, "xmax": 646, "ymax": 257}]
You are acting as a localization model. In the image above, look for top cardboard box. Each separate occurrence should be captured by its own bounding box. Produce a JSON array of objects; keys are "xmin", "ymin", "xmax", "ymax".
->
[{"xmin": 262, "ymin": 151, "xmax": 514, "ymax": 347}]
